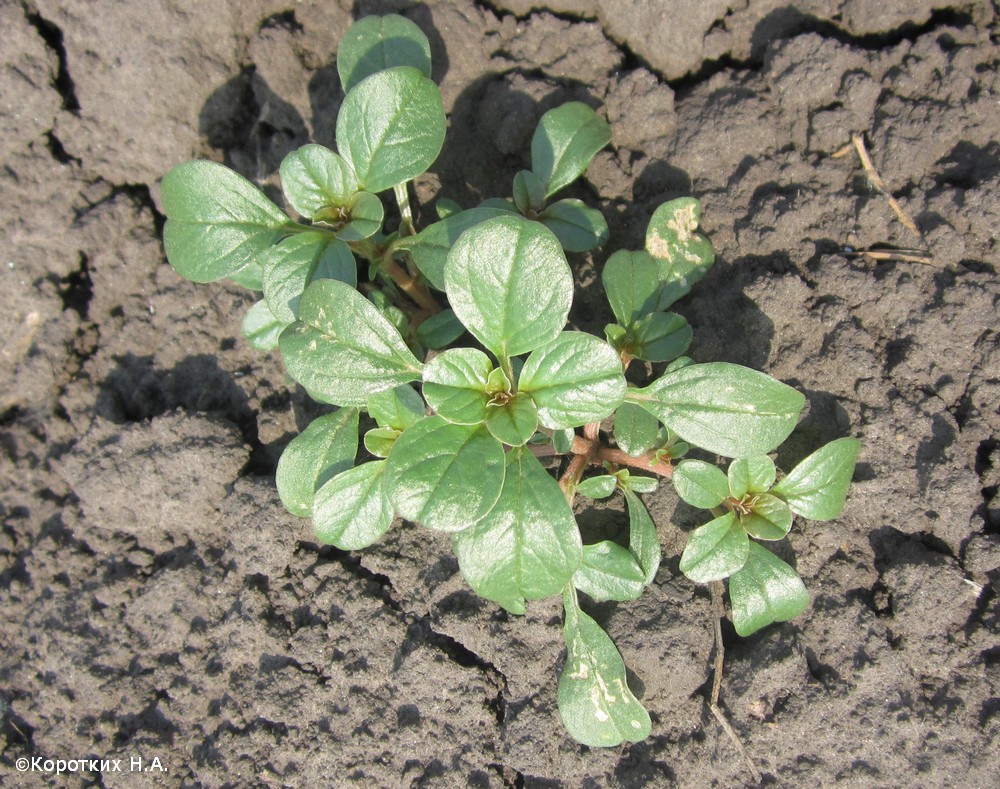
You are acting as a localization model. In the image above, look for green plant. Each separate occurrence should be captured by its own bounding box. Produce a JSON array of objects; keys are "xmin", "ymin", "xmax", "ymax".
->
[{"xmin": 161, "ymin": 14, "xmax": 860, "ymax": 748}]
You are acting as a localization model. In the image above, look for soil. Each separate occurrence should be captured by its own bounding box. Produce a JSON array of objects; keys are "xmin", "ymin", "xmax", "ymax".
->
[{"xmin": 2, "ymin": 0, "xmax": 999, "ymax": 786}]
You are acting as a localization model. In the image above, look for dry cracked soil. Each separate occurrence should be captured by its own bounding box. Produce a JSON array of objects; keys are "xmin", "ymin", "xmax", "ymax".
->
[{"xmin": 2, "ymin": 0, "xmax": 1000, "ymax": 787}]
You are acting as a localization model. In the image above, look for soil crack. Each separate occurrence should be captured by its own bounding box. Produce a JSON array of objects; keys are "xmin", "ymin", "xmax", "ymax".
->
[{"xmin": 23, "ymin": 3, "xmax": 80, "ymax": 114}]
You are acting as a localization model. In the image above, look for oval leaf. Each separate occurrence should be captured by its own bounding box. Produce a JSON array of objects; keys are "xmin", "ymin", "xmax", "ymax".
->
[
  {"xmin": 730, "ymin": 456, "xmax": 776, "ymax": 497},
  {"xmin": 366, "ymin": 384, "xmax": 425, "ymax": 432},
  {"xmin": 771, "ymin": 437, "xmax": 861, "ymax": 520},
  {"xmin": 337, "ymin": 14, "xmax": 433, "ymax": 93},
  {"xmin": 729, "ymin": 542, "xmax": 809, "ymax": 636},
  {"xmin": 624, "ymin": 488, "xmax": 660, "ymax": 584},
  {"xmin": 279, "ymin": 144, "xmax": 358, "ymax": 219},
  {"xmin": 261, "ymin": 233, "xmax": 357, "ymax": 324},
  {"xmin": 422, "ymin": 347, "xmax": 492, "ymax": 425},
  {"xmin": 313, "ymin": 460, "xmax": 393, "ymax": 550},
  {"xmin": 519, "ymin": 332, "xmax": 626, "ymax": 429},
  {"xmin": 576, "ymin": 475, "xmax": 617, "ymax": 499},
  {"xmin": 558, "ymin": 588, "xmax": 651, "ymax": 747},
  {"xmin": 531, "ymin": 102, "xmax": 612, "ymax": 197},
  {"xmin": 276, "ymin": 408, "xmax": 360, "ymax": 517},
  {"xmin": 452, "ymin": 447, "xmax": 582, "ymax": 613},
  {"xmin": 602, "ymin": 250, "xmax": 662, "ymax": 326},
  {"xmin": 162, "ymin": 160, "xmax": 289, "ymax": 283},
  {"xmin": 630, "ymin": 311, "xmax": 692, "ymax": 363},
  {"xmin": 645, "ymin": 197, "xmax": 715, "ymax": 309},
  {"xmin": 279, "ymin": 279, "xmax": 422, "ymax": 407},
  {"xmin": 334, "ymin": 191, "xmax": 384, "ymax": 241},
  {"xmin": 573, "ymin": 541, "xmax": 646, "ymax": 602},
  {"xmin": 242, "ymin": 299, "xmax": 290, "ymax": 351},
  {"xmin": 414, "ymin": 309, "xmax": 466, "ymax": 349},
  {"xmin": 630, "ymin": 362, "xmax": 805, "ymax": 458},
  {"xmin": 485, "ymin": 393, "xmax": 539, "ymax": 446},
  {"xmin": 672, "ymin": 459, "xmax": 729, "ymax": 509},
  {"xmin": 385, "ymin": 417, "xmax": 505, "ymax": 532},
  {"xmin": 336, "ymin": 66, "xmax": 445, "ymax": 194},
  {"xmin": 679, "ymin": 511, "xmax": 749, "ymax": 583},
  {"xmin": 613, "ymin": 402, "xmax": 660, "ymax": 458},
  {"xmin": 445, "ymin": 215, "xmax": 572, "ymax": 359},
  {"xmin": 538, "ymin": 199, "xmax": 609, "ymax": 252},
  {"xmin": 742, "ymin": 494, "xmax": 793, "ymax": 540}
]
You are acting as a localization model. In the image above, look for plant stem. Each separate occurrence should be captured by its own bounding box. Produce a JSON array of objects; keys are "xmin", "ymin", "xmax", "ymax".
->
[
  {"xmin": 534, "ymin": 436, "xmax": 674, "ymax": 479},
  {"xmin": 382, "ymin": 257, "xmax": 441, "ymax": 314},
  {"xmin": 394, "ymin": 182, "xmax": 415, "ymax": 237}
]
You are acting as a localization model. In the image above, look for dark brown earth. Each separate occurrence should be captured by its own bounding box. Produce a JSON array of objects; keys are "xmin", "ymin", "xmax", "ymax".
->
[{"xmin": 3, "ymin": 0, "xmax": 999, "ymax": 786}]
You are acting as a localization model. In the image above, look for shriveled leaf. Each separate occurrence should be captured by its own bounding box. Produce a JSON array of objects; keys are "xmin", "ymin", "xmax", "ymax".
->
[
  {"xmin": 414, "ymin": 309, "xmax": 465, "ymax": 349},
  {"xmin": 573, "ymin": 541, "xmax": 646, "ymax": 602},
  {"xmin": 162, "ymin": 160, "xmax": 289, "ymax": 283},
  {"xmin": 242, "ymin": 299, "xmax": 290, "ymax": 351},
  {"xmin": 645, "ymin": 197, "xmax": 715, "ymax": 309},
  {"xmin": 576, "ymin": 475, "xmax": 617, "ymax": 499},
  {"xmin": 613, "ymin": 401, "xmax": 660, "ymax": 457},
  {"xmin": 531, "ymin": 102, "xmax": 611, "ymax": 197},
  {"xmin": 679, "ymin": 511, "xmax": 749, "ymax": 583},
  {"xmin": 742, "ymin": 494, "xmax": 793, "ymax": 540},
  {"xmin": 485, "ymin": 393, "xmax": 538, "ymax": 446},
  {"xmin": 275, "ymin": 408, "xmax": 360, "ymax": 517},
  {"xmin": 337, "ymin": 14, "xmax": 432, "ymax": 94},
  {"xmin": 630, "ymin": 311, "xmax": 692, "ymax": 363},
  {"xmin": 772, "ymin": 437, "xmax": 861, "ymax": 520},
  {"xmin": 422, "ymin": 347, "xmax": 492, "ymax": 425},
  {"xmin": 519, "ymin": 332, "xmax": 626, "ymax": 429},
  {"xmin": 672, "ymin": 459, "xmax": 729, "ymax": 509},
  {"xmin": 602, "ymin": 250, "xmax": 662, "ymax": 325},
  {"xmin": 261, "ymin": 233, "xmax": 357, "ymax": 323},
  {"xmin": 336, "ymin": 66, "xmax": 445, "ymax": 194},
  {"xmin": 313, "ymin": 460, "xmax": 393, "ymax": 550},
  {"xmin": 452, "ymin": 448, "xmax": 582, "ymax": 613},
  {"xmin": 445, "ymin": 215, "xmax": 572, "ymax": 359},
  {"xmin": 279, "ymin": 144, "xmax": 358, "ymax": 219},
  {"xmin": 623, "ymin": 488, "xmax": 660, "ymax": 584},
  {"xmin": 629, "ymin": 362, "xmax": 805, "ymax": 458},
  {"xmin": 279, "ymin": 279, "xmax": 422, "ymax": 406},
  {"xmin": 385, "ymin": 417, "xmax": 505, "ymax": 532},
  {"xmin": 558, "ymin": 587, "xmax": 651, "ymax": 747},
  {"xmin": 538, "ymin": 199, "xmax": 609, "ymax": 252},
  {"xmin": 729, "ymin": 542, "xmax": 809, "ymax": 636},
  {"xmin": 366, "ymin": 384, "xmax": 425, "ymax": 431},
  {"xmin": 398, "ymin": 207, "xmax": 512, "ymax": 290}
]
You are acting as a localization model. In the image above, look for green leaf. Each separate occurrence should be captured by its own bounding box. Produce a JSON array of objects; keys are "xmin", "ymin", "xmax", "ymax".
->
[
  {"xmin": 336, "ymin": 66, "xmax": 445, "ymax": 194},
  {"xmin": 630, "ymin": 311, "xmax": 692, "ymax": 363},
  {"xmin": 623, "ymin": 488, "xmax": 660, "ymax": 584},
  {"xmin": 620, "ymin": 473, "xmax": 658, "ymax": 494},
  {"xmin": 742, "ymin": 494, "xmax": 793, "ymax": 540},
  {"xmin": 422, "ymin": 348, "xmax": 492, "ymax": 425},
  {"xmin": 229, "ymin": 261, "xmax": 264, "ymax": 290},
  {"xmin": 771, "ymin": 437, "xmax": 861, "ymax": 520},
  {"xmin": 162, "ymin": 160, "xmax": 289, "ymax": 283},
  {"xmin": 629, "ymin": 362, "xmax": 805, "ymax": 458},
  {"xmin": 337, "ymin": 14, "xmax": 432, "ymax": 94},
  {"xmin": 414, "ymin": 309, "xmax": 465, "ymax": 349},
  {"xmin": 512, "ymin": 169, "xmax": 546, "ymax": 214},
  {"xmin": 558, "ymin": 587, "xmax": 651, "ymax": 747},
  {"xmin": 613, "ymin": 402, "xmax": 660, "ymax": 457},
  {"xmin": 645, "ymin": 197, "xmax": 715, "ymax": 309},
  {"xmin": 279, "ymin": 279, "xmax": 422, "ymax": 406},
  {"xmin": 679, "ymin": 511, "xmax": 749, "ymax": 583},
  {"xmin": 602, "ymin": 250, "xmax": 662, "ymax": 326},
  {"xmin": 312, "ymin": 460, "xmax": 393, "ymax": 550},
  {"xmin": 366, "ymin": 384, "xmax": 425, "ymax": 431},
  {"xmin": 729, "ymin": 456, "xmax": 776, "ymax": 497},
  {"xmin": 485, "ymin": 393, "xmax": 539, "ymax": 446},
  {"xmin": 275, "ymin": 408, "xmax": 360, "ymax": 518},
  {"xmin": 576, "ymin": 475, "xmax": 617, "ymax": 499},
  {"xmin": 333, "ymin": 191, "xmax": 384, "ymax": 241},
  {"xmin": 729, "ymin": 542, "xmax": 809, "ymax": 636},
  {"xmin": 363, "ymin": 426, "xmax": 400, "ymax": 458},
  {"xmin": 574, "ymin": 541, "xmax": 646, "ymax": 602},
  {"xmin": 261, "ymin": 233, "xmax": 357, "ymax": 323},
  {"xmin": 531, "ymin": 102, "xmax": 611, "ymax": 197},
  {"xmin": 241, "ymin": 299, "xmax": 290, "ymax": 350},
  {"xmin": 538, "ymin": 199, "xmax": 609, "ymax": 252},
  {"xmin": 444, "ymin": 215, "xmax": 572, "ymax": 359},
  {"xmin": 519, "ymin": 332, "xmax": 626, "ymax": 429},
  {"xmin": 552, "ymin": 428, "xmax": 576, "ymax": 454},
  {"xmin": 671, "ymin": 459, "xmax": 729, "ymax": 509},
  {"xmin": 385, "ymin": 417, "xmax": 506, "ymax": 532},
  {"xmin": 397, "ymin": 207, "xmax": 512, "ymax": 290},
  {"xmin": 452, "ymin": 447, "xmax": 582, "ymax": 613},
  {"xmin": 436, "ymin": 197, "xmax": 462, "ymax": 219},
  {"xmin": 279, "ymin": 144, "xmax": 358, "ymax": 219}
]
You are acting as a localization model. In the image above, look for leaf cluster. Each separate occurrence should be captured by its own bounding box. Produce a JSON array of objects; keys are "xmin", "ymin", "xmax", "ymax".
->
[{"xmin": 160, "ymin": 14, "xmax": 860, "ymax": 749}]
